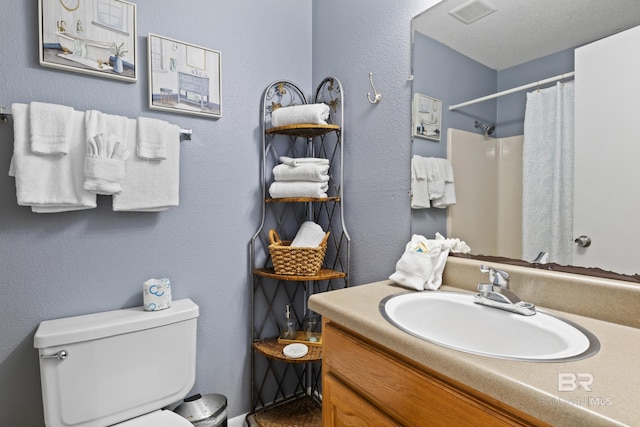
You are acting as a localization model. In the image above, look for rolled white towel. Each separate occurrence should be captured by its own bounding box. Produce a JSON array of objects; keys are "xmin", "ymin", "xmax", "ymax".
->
[
  {"xmin": 271, "ymin": 103, "xmax": 330, "ymax": 127},
  {"xmin": 291, "ymin": 221, "xmax": 326, "ymax": 247},
  {"xmin": 269, "ymin": 181, "xmax": 328, "ymax": 198},
  {"xmin": 279, "ymin": 156, "xmax": 329, "ymax": 167},
  {"xmin": 273, "ymin": 163, "xmax": 329, "ymax": 182},
  {"xmin": 83, "ymin": 133, "xmax": 130, "ymax": 195}
]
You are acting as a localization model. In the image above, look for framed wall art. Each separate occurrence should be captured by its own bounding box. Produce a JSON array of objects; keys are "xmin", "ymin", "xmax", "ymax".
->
[
  {"xmin": 412, "ymin": 93, "xmax": 442, "ymax": 141},
  {"xmin": 148, "ymin": 33, "xmax": 222, "ymax": 118},
  {"xmin": 38, "ymin": 0, "xmax": 137, "ymax": 82}
]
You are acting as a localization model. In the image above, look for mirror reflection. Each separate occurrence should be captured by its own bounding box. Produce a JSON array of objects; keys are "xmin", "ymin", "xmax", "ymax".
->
[{"xmin": 411, "ymin": 0, "xmax": 640, "ymax": 277}]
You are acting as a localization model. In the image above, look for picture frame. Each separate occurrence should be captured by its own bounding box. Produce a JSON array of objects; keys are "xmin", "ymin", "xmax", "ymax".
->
[
  {"xmin": 38, "ymin": 0, "xmax": 137, "ymax": 82},
  {"xmin": 148, "ymin": 33, "xmax": 222, "ymax": 119},
  {"xmin": 412, "ymin": 93, "xmax": 442, "ymax": 141}
]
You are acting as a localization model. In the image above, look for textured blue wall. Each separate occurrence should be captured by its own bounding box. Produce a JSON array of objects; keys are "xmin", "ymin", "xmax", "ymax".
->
[
  {"xmin": 0, "ymin": 0, "xmax": 312, "ymax": 423},
  {"xmin": 0, "ymin": 0, "xmax": 437, "ymax": 424}
]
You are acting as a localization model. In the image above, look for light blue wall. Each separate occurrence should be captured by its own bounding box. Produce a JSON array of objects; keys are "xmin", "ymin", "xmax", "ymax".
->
[
  {"xmin": 410, "ymin": 32, "xmax": 496, "ymax": 236},
  {"xmin": 0, "ymin": 0, "xmax": 312, "ymax": 424},
  {"xmin": 0, "ymin": 0, "xmax": 433, "ymax": 424},
  {"xmin": 497, "ymin": 49, "xmax": 574, "ymax": 137},
  {"xmin": 312, "ymin": 0, "xmax": 436, "ymax": 285}
]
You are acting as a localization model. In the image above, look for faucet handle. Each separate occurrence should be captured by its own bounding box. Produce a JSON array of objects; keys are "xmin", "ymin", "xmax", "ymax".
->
[{"xmin": 479, "ymin": 264, "xmax": 510, "ymax": 286}]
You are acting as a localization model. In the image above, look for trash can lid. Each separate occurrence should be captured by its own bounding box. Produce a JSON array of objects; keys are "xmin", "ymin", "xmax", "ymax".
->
[{"xmin": 174, "ymin": 393, "xmax": 227, "ymax": 423}]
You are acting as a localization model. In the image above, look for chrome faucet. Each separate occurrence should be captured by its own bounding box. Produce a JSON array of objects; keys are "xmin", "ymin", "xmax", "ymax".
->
[{"xmin": 474, "ymin": 265, "xmax": 536, "ymax": 316}]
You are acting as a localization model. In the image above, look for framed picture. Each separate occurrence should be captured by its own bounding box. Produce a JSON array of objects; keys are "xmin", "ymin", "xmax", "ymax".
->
[
  {"xmin": 148, "ymin": 33, "xmax": 222, "ymax": 118},
  {"xmin": 412, "ymin": 93, "xmax": 442, "ymax": 141},
  {"xmin": 38, "ymin": 0, "xmax": 137, "ymax": 82}
]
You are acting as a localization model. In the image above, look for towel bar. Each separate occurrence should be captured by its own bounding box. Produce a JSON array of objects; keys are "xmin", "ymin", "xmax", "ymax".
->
[{"xmin": 0, "ymin": 105, "xmax": 192, "ymax": 140}]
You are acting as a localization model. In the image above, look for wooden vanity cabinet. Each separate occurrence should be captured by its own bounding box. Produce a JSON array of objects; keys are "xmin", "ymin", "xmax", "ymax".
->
[{"xmin": 322, "ymin": 321, "xmax": 550, "ymax": 427}]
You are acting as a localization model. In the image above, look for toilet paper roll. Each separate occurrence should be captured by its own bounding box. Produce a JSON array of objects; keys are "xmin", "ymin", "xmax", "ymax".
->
[{"xmin": 143, "ymin": 278, "xmax": 172, "ymax": 311}]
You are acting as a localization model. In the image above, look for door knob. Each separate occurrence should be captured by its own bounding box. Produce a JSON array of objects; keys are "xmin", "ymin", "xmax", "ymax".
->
[{"xmin": 574, "ymin": 235, "xmax": 592, "ymax": 247}]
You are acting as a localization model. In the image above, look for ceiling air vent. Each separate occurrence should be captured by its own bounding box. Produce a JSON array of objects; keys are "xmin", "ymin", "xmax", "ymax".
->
[{"xmin": 449, "ymin": 0, "xmax": 497, "ymax": 24}]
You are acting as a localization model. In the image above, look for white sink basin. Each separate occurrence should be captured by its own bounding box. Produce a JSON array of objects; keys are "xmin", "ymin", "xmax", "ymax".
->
[{"xmin": 381, "ymin": 291, "xmax": 599, "ymax": 362}]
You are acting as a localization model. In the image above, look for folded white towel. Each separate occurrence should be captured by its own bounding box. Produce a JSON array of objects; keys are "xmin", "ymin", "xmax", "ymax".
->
[
  {"xmin": 113, "ymin": 119, "xmax": 180, "ymax": 211},
  {"xmin": 389, "ymin": 234, "xmax": 470, "ymax": 291},
  {"xmin": 10, "ymin": 103, "xmax": 96, "ymax": 212},
  {"xmin": 273, "ymin": 163, "xmax": 330, "ymax": 182},
  {"xmin": 269, "ymin": 181, "xmax": 328, "ymax": 198},
  {"xmin": 137, "ymin": 116, "xmax": 179, "ymax": 160},
  {"xmin": 390, "ymin": 235, "xmax": 444, "ymax": 291},
  {"xmin": 29, "ymin": 102, "xmax": 75, "ymax": 155},
  {"xmin": 291, "ymin": 221, "xmax": 326, "ymax": 247},
  {"xmin": 85, "ymin": 109, "xmax": 131, "ymax": 145},
  {"xmin": 279, "ymin": 156, "xmax": 330, "ymax": 167},
  {"xmin": 411, "ymin": 155, "xmax": 431, "ymax": 209},
  {"xmin": 271, "ymin": 103, "xmax": 330, "ymax": 127},
  {"xmin": 84, "ymin": 133, "xmax": 129, "ymax": 195}
]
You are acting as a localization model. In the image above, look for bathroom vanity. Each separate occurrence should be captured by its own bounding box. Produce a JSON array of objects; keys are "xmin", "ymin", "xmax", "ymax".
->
[{"xmin": 309, "ymin": 257, "xmax": 640, "ymax": 426}]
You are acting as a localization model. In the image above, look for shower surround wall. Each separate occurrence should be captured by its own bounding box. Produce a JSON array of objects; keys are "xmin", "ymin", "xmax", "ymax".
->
[
  {"xmin": 0, "ymin": 0, "xmax": 431, "ymax": 425},
  {"xmin": 446, "ymin": 129, "xmax": 523, "ymax": 259}
]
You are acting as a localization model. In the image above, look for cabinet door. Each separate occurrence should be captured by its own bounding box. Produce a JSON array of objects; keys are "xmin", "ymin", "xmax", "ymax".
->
[{"xmin": 323, "ymin": 373, "xmax": 402, "ymax": 427}]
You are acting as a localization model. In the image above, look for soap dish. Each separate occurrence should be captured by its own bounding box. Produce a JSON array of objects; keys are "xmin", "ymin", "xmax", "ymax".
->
[{"xmin": 283, "ymin": 343, "xmax": 309, "ymax": 359}]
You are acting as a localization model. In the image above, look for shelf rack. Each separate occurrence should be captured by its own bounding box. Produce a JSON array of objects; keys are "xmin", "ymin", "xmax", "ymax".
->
[{"xmin": 248, "ymin": 78, "xmax": 350, "ymax": 426}]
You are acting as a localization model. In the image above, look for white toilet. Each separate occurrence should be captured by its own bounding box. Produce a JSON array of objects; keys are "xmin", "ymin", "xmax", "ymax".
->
[{"xmin": 34, "ymin": 299, "xmax": 199, "ymax": 427}]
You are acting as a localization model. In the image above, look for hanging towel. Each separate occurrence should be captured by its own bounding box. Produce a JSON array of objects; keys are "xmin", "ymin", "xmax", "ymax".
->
[
  {"xmin": 411, "ymin": 156, "xmax": 456, "ymax": 209},
  {"xmin": 29, "ymin": 102, "xmax": 75, "ymax": 155},
  {"xmin": 9, "ymin": 103, "xmax": 96, "ymax": 212},
  {"xmin": 113, "ymin": 120, "xmax": 180, "ymax": 211},
  {"xmin": 431, "ymin": 158, "xmax": 456, "ymax": 208},
  {"xmin": 411, "ymin": 155, "xmax": 430, "ymax": 208},
  {"xmin": 279, "ymin": 156, "xmax": 330, "ymax": 167},
  {"xmin": 291, "ymin": 221, "xmax": 326, "ymax": 247},
  {"xmin": 271, "ymin": 103, "xmax": 330, "ymax": 127},
  {"xmin": 269, "ymin": 181, "xmax": 328, "ymax": 198},
  {"xmin": 273, "ymin": 163, "xmax": 330, "ymax": 182},
  {"xmin": 84, "ymin": 133, "xmax": 130, "ymax": 195},
  {"xmin": 136, "ymin": 116, "xmax": 180, "ymax": 160}
]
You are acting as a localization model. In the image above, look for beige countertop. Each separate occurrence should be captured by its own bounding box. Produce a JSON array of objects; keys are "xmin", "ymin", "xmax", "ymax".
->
[{"xmin": 309, "ymin": 279, "xmax": 640, "ymax": 427}]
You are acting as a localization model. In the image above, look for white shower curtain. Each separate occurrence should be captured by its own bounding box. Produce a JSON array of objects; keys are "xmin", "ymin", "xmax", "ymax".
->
[{"xmin": 522, "ymin": 81, "xmax": 574, "ymax": 265}]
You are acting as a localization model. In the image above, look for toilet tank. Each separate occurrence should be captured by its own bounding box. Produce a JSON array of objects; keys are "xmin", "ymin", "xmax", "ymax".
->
[{"xmin": 34, "ymin": 299, "xmax": 199, "ymax": 427}]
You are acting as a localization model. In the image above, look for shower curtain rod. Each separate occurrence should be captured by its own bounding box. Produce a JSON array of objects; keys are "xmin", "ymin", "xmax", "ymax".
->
[{"xmin": 448, "ymin": 71, "xmax": 575, "ymax": 111}]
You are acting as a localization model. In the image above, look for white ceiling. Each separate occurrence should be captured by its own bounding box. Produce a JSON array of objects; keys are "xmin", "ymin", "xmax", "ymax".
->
[{"xmin": 412, "ymin": 0, "xmax": 640, "ymax": 70}]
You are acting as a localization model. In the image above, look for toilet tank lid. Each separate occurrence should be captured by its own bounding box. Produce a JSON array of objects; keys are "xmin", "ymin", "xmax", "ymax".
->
[{"xmin": 34, "ymin": 298, "xmax": 199, "ymax": 349}]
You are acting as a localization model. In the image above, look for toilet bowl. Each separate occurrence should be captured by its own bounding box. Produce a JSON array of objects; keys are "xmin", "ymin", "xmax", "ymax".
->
[{"xmin": 34, "ymin": 299, "xmax": 199, "ymax": 427}]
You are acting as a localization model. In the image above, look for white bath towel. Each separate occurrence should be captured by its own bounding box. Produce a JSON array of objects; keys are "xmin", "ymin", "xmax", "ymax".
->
[
  {"xmin": 29, "ymin": 102, "xmax": 75, "ymax": 155},
  {"xmin": 271, "ymin": 103, "xmax": 330, "ymax": 127},
  {"xmin": 426, "ymin": 157, "xmax": 445, "ymax": 199},
  {"xmin": 84, "ymin": 133, "xmax": 129, "ymax": 195},
  {"xmin": 291, "ymin": 221, "xmax": 326, "ymax": 247},
  {"xmin": 136, "ymin": 116, "xmax": 179, "ymax": 160},
  {"xmin": 269, "ymin": 181, "xmax": 328, "ymax": 198},
  {"xmin": 113, "ymin": 120, "xmax": 180, "ymax": 211},
  {"xmin": 85, "ymin": 109, "xmax": 130, "ymax": 143},
  {"xmin": 390, "ymin": 235, "xmax": 444, "ymax": 291},
  {"xmin": 279, "ymin": 156, "xmax": 330, "ymax": 167},
  {"xmin": 411, "ymin": 155, "xmax": 430, "ymax": 208},
  {"xmin": 273, "ymin": 163, "xmax": 330, "ymax": 182},
  {"xmin": 431, "ymin": 158, "xmax": 456, "ymax": 208},
  {"xmin": 10, "ymin": 103, "xmax": 97, "ymax": 212}
]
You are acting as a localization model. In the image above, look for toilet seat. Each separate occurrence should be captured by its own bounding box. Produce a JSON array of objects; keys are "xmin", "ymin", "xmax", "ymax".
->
[{"xmin": 116, "ymin": 410, "xmax": 193, "ymax": 427}]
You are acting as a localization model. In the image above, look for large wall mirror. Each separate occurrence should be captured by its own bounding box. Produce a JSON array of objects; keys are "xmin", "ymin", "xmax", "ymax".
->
[{"xmin": 411, "ymin": 0, "xmax": 640, "ymax": 279}]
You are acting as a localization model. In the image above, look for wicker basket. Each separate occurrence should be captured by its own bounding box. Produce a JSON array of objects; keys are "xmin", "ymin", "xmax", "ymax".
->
[{"xmin": 268, "ymin": 229, "xmax": 329, "ymax": 276}]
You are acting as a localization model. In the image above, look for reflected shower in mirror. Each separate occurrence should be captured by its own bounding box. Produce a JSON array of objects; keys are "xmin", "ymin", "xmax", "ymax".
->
[{"xmin": 410, "ymin": 0, "xmax": 640, "ymax": 278}]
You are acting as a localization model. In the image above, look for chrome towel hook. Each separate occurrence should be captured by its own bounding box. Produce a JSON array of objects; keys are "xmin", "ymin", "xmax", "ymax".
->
[{"xmin": 367, "ymin": 73, "xmax": 382, "ymax": 104}]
